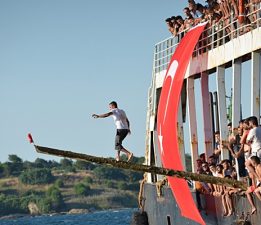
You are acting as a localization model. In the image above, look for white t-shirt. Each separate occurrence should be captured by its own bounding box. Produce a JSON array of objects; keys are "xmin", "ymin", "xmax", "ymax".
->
[
  {"xmin": 111, "ymin": 108, "xmax": 129, "ymax": 129},
  {"xmin": 247, "ymin": 127, "xmax": 261, "ymax": 155}
]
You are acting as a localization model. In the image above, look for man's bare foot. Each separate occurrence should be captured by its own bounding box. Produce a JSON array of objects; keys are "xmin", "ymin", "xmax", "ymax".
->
[
  {"xmin": 226, "ymin": 211, "xmax": 233, "ymax": 217},
  {"xmin": 251, "ymin": 207, "xmax": 257, "ymax": 215},
  {"xmin": 127, "ymin": 153, "xmax": 133, "ymax": 162}
]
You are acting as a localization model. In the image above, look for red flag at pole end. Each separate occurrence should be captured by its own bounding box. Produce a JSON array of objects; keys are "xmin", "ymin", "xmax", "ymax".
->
[{"xmin": 27, "ymin": 133, "xmax": 34, "ymax": 144}]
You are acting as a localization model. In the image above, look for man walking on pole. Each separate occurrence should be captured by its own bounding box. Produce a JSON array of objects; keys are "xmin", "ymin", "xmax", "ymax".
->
[{"xmin": 92, "ymin": 101, "xmax": 133, "ymax": 162}]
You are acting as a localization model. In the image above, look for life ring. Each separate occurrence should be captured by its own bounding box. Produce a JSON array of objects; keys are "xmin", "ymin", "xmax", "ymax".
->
[
  {"xmin": 131, "ymin": 211, "xmax": 149, "ymax": 225},
  {"xmin": 238, "ymin": 0, "xmax": 245, "ymax": 24}
]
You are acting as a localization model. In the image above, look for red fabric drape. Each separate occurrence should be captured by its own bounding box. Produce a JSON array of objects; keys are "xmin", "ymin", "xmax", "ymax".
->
[{"xmin": 157, "ymin": 22, "xmax": 207, "ymax": 225}]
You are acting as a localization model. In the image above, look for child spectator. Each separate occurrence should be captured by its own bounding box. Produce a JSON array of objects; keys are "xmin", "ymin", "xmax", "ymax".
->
[
  {"xmin": 221, "ymin": 159, "xmax": 233, "ymax": 177},
  {"xmin": 214, "ymin": 131, "xmax": 222, "ymax": 161},
  {"xmin": 250, "ymin": 156, "xmax": 261, "ymax": 201}
]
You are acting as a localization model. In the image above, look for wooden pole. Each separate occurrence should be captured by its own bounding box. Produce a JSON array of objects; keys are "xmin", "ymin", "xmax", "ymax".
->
[{"xmin": 34, "ymin": 145, "xmax": 247, "ymax": 190}]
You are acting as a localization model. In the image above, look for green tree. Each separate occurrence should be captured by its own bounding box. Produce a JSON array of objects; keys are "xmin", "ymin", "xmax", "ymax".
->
[
  {"xmin": 0, "ymin": 194, "xmax": 27, "ymax": 216},
  {"xmin": 83, "ymin": 176, "xmax": 93, "ymax": 184},
  {"xmin": 60, "ymin": 158, "xmax": 75, "ymax": 172},
  {"xmin": 54, "ymin": 178, "xmax": 64, "ymax": 188},
  {"xmin": 34, "ymin": 158, "xmax": 49, "ymax": 168},
  {"xmin": 74, "ymin": 160, "xmax": 95, "ymax": 170},
  {"xmin": 74, "ymin": 183, "xmax": 91, "ymax": 196},
  {"xmin": 37, "ymin": 198, "xmax": 52, "ymax": 213},
  {"xmin": 2, "ymin": 162, "xmax": 16, "ymax": 177},
  {"xmin": 19, "ymin": 168, "xmax": 54, "ymax": 185},
  {"xmin": 23, "ymin": 161, "xmax": 35, "ymax": 170},
  {"xmin": 124, "ymin": 171, "xmax": 143, "ymax": 182},
  {"xmin": 8, "ymin": 154, "xmax": 23, "ymax": 164},
  {"xmin": 0, "ymin": 163, "xmax": 4, "ymax": 177},
  {"xmin": 105, "ymin": 180, "xmax": 115, "ymax": 188},
  {"xmin": 46, "ymin": 185, "xmax": 64, "ymax": 210},
  {"xmin": 117, "ymin": 181, "xmax": 128, "ymax": 190},
  {"xmin": 60, "ymin": 158, "xmax": 73, "ymax": 168},
  {"xmin": 2, "ymin": 155, "xmax": 23, "ymax": 176},
  {"xmin": 93, "ymin": 166, "xmax": 126, "ymax": 181},
  {"xmin": 48, "ymin": 160, "xmax": 60, "ymax": 169}
]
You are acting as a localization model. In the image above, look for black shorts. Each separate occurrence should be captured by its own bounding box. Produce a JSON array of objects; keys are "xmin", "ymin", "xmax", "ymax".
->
[{"xmin": 115, "ymin": 129, "xmax": 128, "ymax": 150}]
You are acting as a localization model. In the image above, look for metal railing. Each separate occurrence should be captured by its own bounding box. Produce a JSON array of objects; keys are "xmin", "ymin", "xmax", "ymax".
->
[{"xmin": 153, "ymin": 4, "xmax": 261, "ymax": 74}]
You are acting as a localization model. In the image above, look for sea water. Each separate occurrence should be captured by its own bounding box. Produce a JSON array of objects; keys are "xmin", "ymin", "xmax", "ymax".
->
[{"xmin": 0, "ymin": 208, "xmax": 135, "ymax": 225}]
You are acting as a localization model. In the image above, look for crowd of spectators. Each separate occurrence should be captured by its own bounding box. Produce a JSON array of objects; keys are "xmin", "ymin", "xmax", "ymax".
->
[
  {"xmin": 195, "ymin": 116, "xmax": 261, "ymax": 217},
  {"xmin": 165, "ymin": 0, "xmax": 261, "ymax": 38}
]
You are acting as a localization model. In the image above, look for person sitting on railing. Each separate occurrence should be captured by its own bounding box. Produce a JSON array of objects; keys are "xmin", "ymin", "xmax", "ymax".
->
[
  {"xmin": 201, "ymin": 162, "xmax": 214, "ymax": 193},
  {"xmin": 245, "ymin": 171, "xmax": 258, "ymax": 215},
  {"xmin": 222, "ymin": 170, "xmax": 240, "ymax": 217},
  {"xmin": 195, "ymin": 158, "xmax": 205, "ymax": 211},
  {"xmin": 250, "ymin": 156, "xmax": 261, "ymax": 202},
  {"xmin": 214, "ymin": 164, "xmax": 225, "ymax": 196}
]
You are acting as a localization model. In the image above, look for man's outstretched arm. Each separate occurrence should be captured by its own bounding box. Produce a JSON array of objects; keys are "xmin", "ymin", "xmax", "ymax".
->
[{"xmin": 92, "ymin": 112, "xmax": 112, "ymax": 118}]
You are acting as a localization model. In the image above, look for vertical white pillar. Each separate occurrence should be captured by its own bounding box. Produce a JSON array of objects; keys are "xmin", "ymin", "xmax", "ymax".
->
[
  {"xmin": 251, "ymin": 52, "xmax": 260, "ymax": 121},
  {"xmin": 232, "ymin": 59, "xmax": 242, "ymax": 180},
  {"xmin": 187, "ymin": 78, "xmax": 199, "ymax": 173},
  {"xmin": 216, "ymin": 66, "xmax": 229, "ymax": 160},
  {"xmin": 201, "ymin": 72, "xmax": 214, "ymax": 159},
  {"xmin": 232, "ymin": 59, "xmax": 242, "ymax": 128}
]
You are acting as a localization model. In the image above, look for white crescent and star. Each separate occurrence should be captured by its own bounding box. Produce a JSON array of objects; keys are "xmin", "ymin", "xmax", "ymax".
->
[
  {"xmin": 158, "ymin": 60, "xmax": 179, "ymax": 155},
  {"xmin": 163, "ymin": 60, "xmax": 179, "ymax": 123}
]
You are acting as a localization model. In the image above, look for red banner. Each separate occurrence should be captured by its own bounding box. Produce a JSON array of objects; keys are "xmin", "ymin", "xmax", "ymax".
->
[{"xmin": 157, "ymin": 23, "xmax": 207, "ymax": 225}]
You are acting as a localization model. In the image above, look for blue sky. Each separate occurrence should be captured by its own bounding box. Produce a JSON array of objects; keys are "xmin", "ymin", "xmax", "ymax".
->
[
  {"xmin": 1, "ymin": 0, "xmax": 251, "ymax": 163},
  {"xmin": 1, "ymin": 0, "xmax": 208, "ymax": 162}
]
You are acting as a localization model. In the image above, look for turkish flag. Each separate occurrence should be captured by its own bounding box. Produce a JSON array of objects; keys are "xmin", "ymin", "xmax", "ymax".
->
[{"xmin": 157, "ymin": 22, "xmax": 207, "ymax": 225}]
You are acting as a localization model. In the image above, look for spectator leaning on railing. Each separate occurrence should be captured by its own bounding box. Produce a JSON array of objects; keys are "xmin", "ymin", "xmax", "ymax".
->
[{"xmin": 165, "ymin": 0, "xmax": 260, "ymax": 37}]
